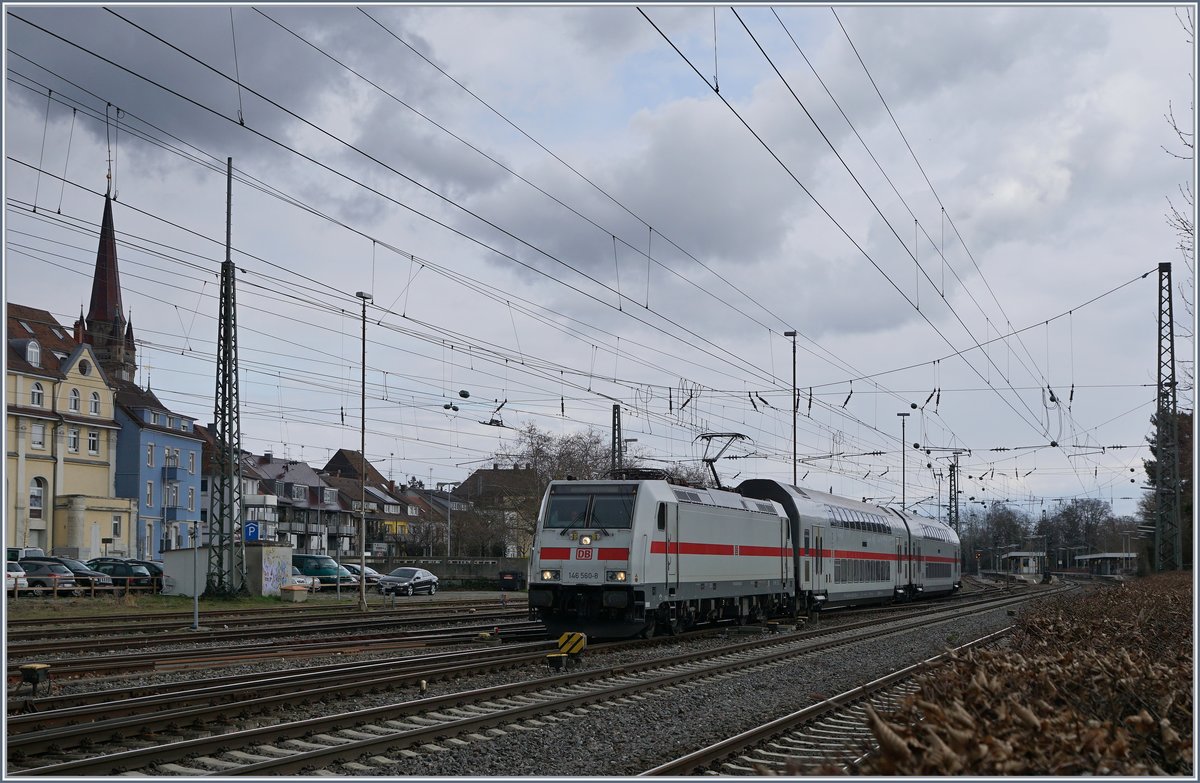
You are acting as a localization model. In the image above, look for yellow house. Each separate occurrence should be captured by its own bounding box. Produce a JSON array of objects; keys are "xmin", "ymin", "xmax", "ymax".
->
[{"xmin": 6, "ymin": 303, "xmax": 136, "ymax": 559}]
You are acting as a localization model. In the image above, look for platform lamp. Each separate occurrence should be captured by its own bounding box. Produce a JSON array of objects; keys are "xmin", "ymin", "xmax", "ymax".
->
[
  {"xmin": 355, "ymin": 291, "xmax": 372, "ymax": 613},
  {"xmin": 784, "ymin": 331, "xmax": 797, "ymax": 485}
]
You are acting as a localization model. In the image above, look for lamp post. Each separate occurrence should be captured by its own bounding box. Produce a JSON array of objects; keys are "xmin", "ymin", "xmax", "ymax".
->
[
  {"xmin": 355, "ymin": 291, "xmax": 372, "ymax": 612},
  {"xmin": 896, "ymin": 412, "xmax": 911, "ymax": 509},
  {"xmin": 623, "ymin": 438, "xmax": 638, "ymax": 466},
  {"xmin": 784, "ymin": 331, "xmax": 797, "ymax": 485},
  {"xmin": 437, "ymin": 482, "xmax": 459, "ymax": 559}
]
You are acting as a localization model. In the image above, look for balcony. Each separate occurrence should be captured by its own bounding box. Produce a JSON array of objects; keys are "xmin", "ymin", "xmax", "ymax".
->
[
  {"xmin": 163, "ymin": 505, "xmax": 192, "ymax": 522},
  {"xmin": 162, "ymin": 465, "xmax": 181, "ymax": 482},
  {"xmin": 244, "ymin": 493, "xmax": 278, "ymax": 508}
]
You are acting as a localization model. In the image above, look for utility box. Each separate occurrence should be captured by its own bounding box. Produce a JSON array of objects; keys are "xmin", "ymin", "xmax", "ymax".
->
[{"xmin": 162, "ymin": 544, "xmax": 294, "ymax": 597}]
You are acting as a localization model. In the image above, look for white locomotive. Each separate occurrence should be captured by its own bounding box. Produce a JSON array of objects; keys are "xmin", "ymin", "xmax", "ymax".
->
[{"xmin": 527, "ymin": 475, "xmax": 960, "ymax": 638}]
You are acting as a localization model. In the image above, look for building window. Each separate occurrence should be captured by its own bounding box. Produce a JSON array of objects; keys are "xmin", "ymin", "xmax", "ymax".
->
[
  {"xmin": 164, "ymin": 446, "xmax": 172, "ymax": 466},
  {"xmin": 180, "ymin": 420, "xmax": 189, "ymax": 432},
  {"xmin": 30, "ymin": 382, "xmax": 44, "ymax": 407},
  {"xmin": 145, "ymin": 481, "xmax": 154, "ymax": 507},
  {"xmin": 69, "ymin": 388, "xmax": 80, "ymax": 411},
  {"xmin": 173, "ymin": 448, "xmax": 181, "ymax": 466},
  {"xmin": 89, "ymin": 392, "xmax": 100, "ymax": 415},
  {"xmin": 29, "ymin": 477, "xmax": 45, "ymax": 519},
  {"xmin": 147, "ymin": 444, "xmax": 155, "ymax": 467},
  {"xmin": 19, "ymin": 320, "xmax": 33, "ymax": 334},
  {"xmin": 188, "ymin": 451, "xmax": 196, "ymax": 474},
  {"xmin": 112, "ymin": 515, "xmax": 122, "ymax": 538},
  {"xmin": 168, "ymin": 484, "xmax": 179, "ymax": 508},
  {"xmin": 323, "ymin": 488, "xmax": 337, "ymax": 504},
  {"xmin": 88, "ymin": 430, "xmax": 99, "ymax": 454},
  {"xmin": 168, "ymin": 416, "xmax": 176, "ymax": 429},
  {"xmin": 291, "ymin": 485, "xmax": 307, "ymax": 501},
  {"xmin": 27, "ymin": 341, "xmax": 40, "ymax": 367},
  {"xmin": 78, "ymin": 358, "xmax": 91, "ymax": 375},
  {"xmin": 188, "ymin": 488, "xmax": 195, "ymax": 511},
  {"xmin": 68, "ymin": 428, "xmax": 79, "ymax": 453},
  {"xmin": 30, "ymin": 422, "xmax": 45, "ymax": 449}
]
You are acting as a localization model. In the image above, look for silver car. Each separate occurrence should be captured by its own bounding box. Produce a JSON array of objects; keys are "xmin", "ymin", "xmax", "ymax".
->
[{"xmin": 289, "ymin": 566, "xmax": 320, "ymax": 591}]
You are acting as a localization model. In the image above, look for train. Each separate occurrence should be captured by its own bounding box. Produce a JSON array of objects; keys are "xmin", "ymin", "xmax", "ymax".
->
[{"xmin": 526, "ymin": 474, "xmax": 960, "ymax": 638}]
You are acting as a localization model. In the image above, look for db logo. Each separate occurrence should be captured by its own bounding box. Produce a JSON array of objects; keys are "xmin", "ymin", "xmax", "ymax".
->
[{"xmin": 576, "ymin": 548, "xmax": 593, "ymax": 560}]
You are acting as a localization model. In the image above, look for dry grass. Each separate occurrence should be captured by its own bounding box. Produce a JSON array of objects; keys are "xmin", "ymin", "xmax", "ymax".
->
[{"xmin": 847, "ymin": 573, "xmax": 1193, "ymax": 776}]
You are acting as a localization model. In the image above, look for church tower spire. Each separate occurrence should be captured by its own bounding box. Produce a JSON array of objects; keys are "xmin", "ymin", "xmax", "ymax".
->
[{"xmin": 83, "ymin": 190, "xmax": 136, "ymax": 382}]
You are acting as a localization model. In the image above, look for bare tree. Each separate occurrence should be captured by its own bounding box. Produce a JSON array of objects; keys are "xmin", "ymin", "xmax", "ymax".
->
[{"xmin": 1164, "ymin": 7, "xmax": 1195, "ymax": 392}]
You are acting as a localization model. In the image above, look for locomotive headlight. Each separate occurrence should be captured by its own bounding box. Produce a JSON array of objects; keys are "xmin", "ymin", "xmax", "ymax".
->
[
  {"xmin": 580, "ymin": 535, "xmax": 593, "ymax": 546},
  {"xmin": 606, "ymin": 570, "xmax": 627, "ymax": 582},
  {"xmin": 540, "ymin": 569, "xmax": 560, "ymax": 581}
]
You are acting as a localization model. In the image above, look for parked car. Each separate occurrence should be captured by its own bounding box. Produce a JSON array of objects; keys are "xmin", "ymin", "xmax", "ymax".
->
[
  {"xmin": 341, "ymin": 563, "xmax": 383, "ymax": 585},
  {"xmin": 22, "ymin": 556, "xmax": 112, "ymax": 591},
  {"xmin": 289, "ymin": 567, "xmax": 320, "ymax": 591},
  {"xmin": 377, "ymin": 567, "xmax": 439, "ymax": 596},
  {"xmin": 6, "ymin": 561, "xmax": 29, "ymax": 593},
  {"xmin": 19, "ymin": 560, "xmax": 78, "ymax": 595},
  {"xmin": 292, "ymin": 554, "xmax": 356, "ymax": 590},
  {"xmin": 498, "ymin": 570, "xmax": 526, "ymax": 590},
  {"xmin": 86, "ymin": 560, "xmax": 154, "ymax": 590}
]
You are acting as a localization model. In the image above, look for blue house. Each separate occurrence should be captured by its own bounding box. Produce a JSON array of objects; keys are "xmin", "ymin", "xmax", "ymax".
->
[
  {"xmin": 112, "ymin": 384, "xmax": 203, "ymax": 559},
  {"xmin": 79, "ymin": 190, "xmax": 203, "ymax": 560}
]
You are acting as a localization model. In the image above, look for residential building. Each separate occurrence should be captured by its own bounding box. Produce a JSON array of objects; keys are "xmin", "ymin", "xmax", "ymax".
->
[
  {"xmin": 458, "ymin": 463, "xmax": 540, "ymax": 557},
  {"xmin": 253, "ymin": 452, "xmax": 345, "ymax": 554},
  {"xmin": 193, "ymin": 426, "xmax": 280, "ymax": 547},
  {"xmin": 6, "ymin": 303, "xmax": 136, "ymax": 558}
]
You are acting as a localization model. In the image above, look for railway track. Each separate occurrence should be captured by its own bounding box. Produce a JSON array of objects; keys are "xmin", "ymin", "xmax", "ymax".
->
[
  {"xmin": 7, "ymin": 587, "xmax": 1061, "ymax": 776},
  {"xmin": 6, "ymin": 597, "xmax": 520, "ymax": 639},
  {"xmin": 6, "ymin": 618, "xmax": 546, "ymax": 681},
  {"xmin": 640, "ymin": 627, "xmax": 1012, "ymax": 775}
]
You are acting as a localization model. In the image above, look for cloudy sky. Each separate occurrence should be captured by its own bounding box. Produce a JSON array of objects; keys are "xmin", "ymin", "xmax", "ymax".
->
[{"xmin": 5, "ymin": 4, "xmax": 1193, "ymax": 520}]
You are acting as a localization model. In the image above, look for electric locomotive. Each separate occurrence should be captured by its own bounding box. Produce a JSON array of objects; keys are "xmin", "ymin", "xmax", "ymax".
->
[{"xmin": 527, "ymin": 476, "xmax": 793, "ymax": 638}]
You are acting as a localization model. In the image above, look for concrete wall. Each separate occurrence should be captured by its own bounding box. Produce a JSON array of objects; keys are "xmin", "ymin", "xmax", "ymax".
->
[{"xmin": 162, "ymin": 543, "xmax": 294, "ymax": 596}]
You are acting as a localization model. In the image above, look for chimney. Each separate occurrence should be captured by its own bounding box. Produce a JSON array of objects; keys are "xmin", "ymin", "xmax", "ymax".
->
[
  {"xmin": 262, "ymin": 451, "xmax": 272, "ymax": 464},
  {"xmin": 493, "ymin": 463, "xmax": 499, "ymax": 471},
  {"xmin": 388, "ymin": 479, "xmax": 396, "ymax": 494}
]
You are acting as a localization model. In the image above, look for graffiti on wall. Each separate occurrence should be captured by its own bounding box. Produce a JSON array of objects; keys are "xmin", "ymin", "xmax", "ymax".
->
[{"xmin": 261, "ymin": 548, "xmax": 290, "ymax": 595}]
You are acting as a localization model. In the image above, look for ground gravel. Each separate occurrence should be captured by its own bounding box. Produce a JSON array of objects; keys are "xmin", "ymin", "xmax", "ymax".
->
[{"xmin": 350, "ymin": 608, "xmax": 1015, "ymax": 777}]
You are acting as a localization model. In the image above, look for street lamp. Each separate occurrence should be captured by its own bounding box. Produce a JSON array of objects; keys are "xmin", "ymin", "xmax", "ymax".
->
[
  {"xmin": 784, "ymin": 331, "xmax": 797, "ymax": 485},
  {"xmin": 355, "ymin": 291, "xmax": 372, "ymax": 613},
  {"xmin": 896, "ymin": 411, "xmax": 911, "ymax": 509},
  {"xmin": 437, "ymin": 482, "xmax": 459, "ymax": 559}
]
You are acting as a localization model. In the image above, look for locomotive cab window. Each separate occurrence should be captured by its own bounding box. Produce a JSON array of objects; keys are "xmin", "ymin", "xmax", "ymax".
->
[
  {"xmin": 657, "ymin": 502, "xmax": 666, "ymax": 530},
  {"xmin": 544, "ymin": 483, "xmax": 637, "ymax": 529}
]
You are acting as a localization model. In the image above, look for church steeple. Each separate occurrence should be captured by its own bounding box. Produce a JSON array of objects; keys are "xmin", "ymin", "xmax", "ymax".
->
[{"xmin": 83, "ymin": 190, "xmax": 136, "ymax": 382}]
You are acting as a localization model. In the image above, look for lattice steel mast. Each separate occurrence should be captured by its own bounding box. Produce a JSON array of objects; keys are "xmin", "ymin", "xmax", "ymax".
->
[
  {"xmin": 207, "ymin": 158, "xmax": 247, "ymax": 594},
  {"xmin": 1154, "ymin": 261, "xmax": 1183, "ymax": 572}
]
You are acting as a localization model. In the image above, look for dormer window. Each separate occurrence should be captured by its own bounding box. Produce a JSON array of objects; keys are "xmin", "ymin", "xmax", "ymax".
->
[
  {"xmin": 30, "ymin": 382, "xmax": 44, "ymax": 407},
  {"xmin": 26, "ymin": 341, "xmax": 40, "ymax": 367},
  {"xmin": 151, "ymin": 412, "xmax": 160, "ymax": 425},
  {"xmin": 19, "ymin": 320, "xmax": 33, "ymax": 334},
  {"xmin": 51, "ymin": 327, "xmax": 65, "ymax": 339}
]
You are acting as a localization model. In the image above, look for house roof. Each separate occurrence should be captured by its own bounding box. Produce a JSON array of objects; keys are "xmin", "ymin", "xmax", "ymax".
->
[
  {"xmin": 7, "ymin": 303, "xmax": 97, "ymax": 381},
  {"xmin": 461, "ymin": 464, "xmax": 539, "ymax": 500},
  {"xmin": 322, "ymin": 449, "xmax": 389, "ymax": 485},
  {"xmin": 112, "ymin": 380, "xmax": 203, "ymax": 441}
]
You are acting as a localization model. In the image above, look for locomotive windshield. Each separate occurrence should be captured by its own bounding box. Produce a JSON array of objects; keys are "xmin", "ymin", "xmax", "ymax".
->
[{"xmin": 544, "ymin": 483, "xmax": 637, "ymax": 529}]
